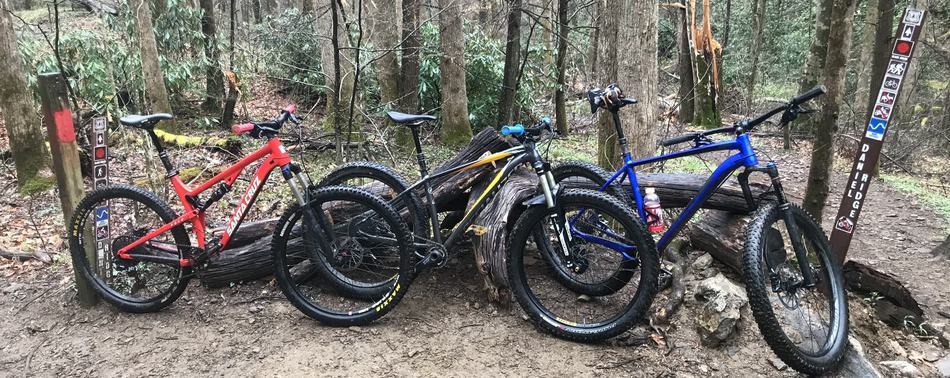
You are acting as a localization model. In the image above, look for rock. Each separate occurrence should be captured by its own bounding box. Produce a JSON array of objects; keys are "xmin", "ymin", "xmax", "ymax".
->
[
  {"xmin": 879, "ymin": 360, "xmax": 921, "ymax": 377},
  {"xmin": 768, "ymin": 356, "xmax": 787, "ymax": 371},
  {"xmin": 691, "ymin": 253, "xmax": 713, "ymax": 271},
  {"xmin": 935, "ymin": 354, "xmax": 950, "ymax": 378},
  {"xmin": 2, "ymin": 283, "xmax": 24, "ymax": 294},
  {"xmin": 694, "ymin": 274, "xmax": 748, "ymax": 347},
  {"xmin": 885, "ymin": 340, "xmax": 907, "ymax": 358},
  {"xmin": 837, "ymin": 337, "xmax": 882, "ymax": 378}
]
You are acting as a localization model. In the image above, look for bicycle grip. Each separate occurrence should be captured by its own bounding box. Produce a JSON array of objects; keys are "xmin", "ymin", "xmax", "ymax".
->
[
  {"xmin": 232, "ymin": 123, "xmax": 255, "ymax": 135},
  {"xmin": 660, "ymin": 132, "xmax": 699, "ymax": 147},
  {"xmin": 501, "ymin": 124, "xmax": 525, "ymax": 136},
  {"xmin": 791, "ymin": 85, "xmax": 826, "ymax": 106}
]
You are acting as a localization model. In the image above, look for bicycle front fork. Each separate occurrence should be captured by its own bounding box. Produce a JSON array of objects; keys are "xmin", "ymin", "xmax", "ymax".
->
[
  {"xmin": 282, "ymin": 163, "xmax": 337, "ymax": 258},
  {"xmin": 748, "ymin": 163, "xmax": 816, "ymax": 289}
]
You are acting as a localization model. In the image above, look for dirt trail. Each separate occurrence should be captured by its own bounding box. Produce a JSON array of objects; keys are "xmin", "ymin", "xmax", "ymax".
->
[{"xmin": 0, "ymin": 137, "xmax": 948, "ymax": 377}]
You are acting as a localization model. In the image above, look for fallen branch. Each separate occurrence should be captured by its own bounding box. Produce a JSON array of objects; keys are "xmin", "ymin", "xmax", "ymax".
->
[{"xmin": 0, "ymin": 250, "xmax": 53, "ymax": 264}]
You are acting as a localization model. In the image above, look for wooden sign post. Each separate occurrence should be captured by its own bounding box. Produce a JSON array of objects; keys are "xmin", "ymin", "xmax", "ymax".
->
[
  {"xmin": 830, "ymin": 8, "xmax": 926, "ymax": 264},
  {"xmin": 38, "ymin": 72, "xmax": 98, "ymax": 306}
]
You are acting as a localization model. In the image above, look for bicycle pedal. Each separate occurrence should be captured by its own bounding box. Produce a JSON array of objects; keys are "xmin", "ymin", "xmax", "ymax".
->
[{"xmin": 466, "ymin": 224, "xmax": 489, "ymax": 236}]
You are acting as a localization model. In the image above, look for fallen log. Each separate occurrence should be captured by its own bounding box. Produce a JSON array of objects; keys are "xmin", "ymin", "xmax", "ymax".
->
[
  {"xmin": 688, "ymin": 210, "xmax": 747, "ymax": 273},
  {"xmin": 0, "ymin": 250, "xmax": 53, "ymax": 264},
  {"xmin": 559, "ymin": 172, "xmax": 772, "ymax": 214}
]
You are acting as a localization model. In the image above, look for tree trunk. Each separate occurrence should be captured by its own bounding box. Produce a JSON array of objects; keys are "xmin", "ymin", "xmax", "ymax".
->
[
  {"xmin": 797, "ymin": 0, "xmax": 834, "ymax": 131},
  {"xmin": 252, "ymin": 0, "xmax": 261, "ymax": 23},
  {"xmin": 540, "ymin": 0, "xmax": 554, "ymax": 71},
  {"xmin": 852, "ymin": 0, "xmax": 879, "ymax": 128},
  {"xmin": 553, "ymin": 0, "xmax": 569, "ymax": 135},
  {"xmin": 862, "ymin": 0, "xmax": 895, "ymax": 125},
  {"xmin": 802, "ymin": 0, "xmax": 857, "ymax": 219},
  {"xmin": 676, "ymin": 1, "xmax": 694, "ymax": 124},
  {"xmin": 131, "ymin": 0, "xmax": 177, "ymax": 132},
  {"xmin": 438, "ymin": 0, "xmax": 473, "ymax": 146},
  {"xmin": 394, "ymin": 0, "xmax": 421, "ymax": 149},
  {"xmin": 721, "ymin": 0, "xmax": 731, "ymax": 50},
  {"xmin": 199, "ymin": 0, "xmax": 223, "ymax": 114},
  {"xmin": 399, "ymin": 0, "xmax": 421, "ymax": 113},
  {"xmin": 496, "ymin": 0, "xmax": 522, "ymax": 126},
  {"xmin": 586, "ymin": 0, "xmax": 602, "ymax": 78},
  {"xmin": 318, "ymin": 0, "xmax": 353, "ymax": 146},
  {"xmin": 617, "ymin": 0, "xmax": 657, "ymax": 160},
  {"xmin": 691, "ymin": 0, "xmax": 721, "ymax": 128},
  {"xmin": 746, "ymin": 0, "xmax": 766, "ymax": 112},
  {"xmin": 370, "ymin": 0, "xmax": 400, "ymax": 108},
  {"xmin": 595, "ymin": 0, "xmax": 619, "ymax": 169},
  {"xmin": 0, "ymin": 0, "xmax": 50, "ymax": 191}
]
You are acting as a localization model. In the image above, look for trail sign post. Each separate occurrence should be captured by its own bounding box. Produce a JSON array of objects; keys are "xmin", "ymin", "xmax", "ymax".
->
[
  {"xmin": 830, "ymin": 8, "xmax": 926, "ymax": 264},
  {"xmin": 89, "ymin": 117, "xmax": 111, "ymax": 274},
  {"xmin": 38, "ymin": 72, "xmax": 99, "ymax": 306}
]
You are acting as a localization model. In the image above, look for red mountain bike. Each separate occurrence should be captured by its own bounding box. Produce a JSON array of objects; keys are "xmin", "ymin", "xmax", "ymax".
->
[{"xmin": 69, "ymin": 106, "xmax": 414, "ymax": 324}]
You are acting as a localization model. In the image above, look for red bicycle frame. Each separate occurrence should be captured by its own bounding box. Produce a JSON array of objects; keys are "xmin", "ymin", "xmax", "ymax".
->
[{"xmin": 115, "ymin": 137, "xmax": 294, "ymax": 267}]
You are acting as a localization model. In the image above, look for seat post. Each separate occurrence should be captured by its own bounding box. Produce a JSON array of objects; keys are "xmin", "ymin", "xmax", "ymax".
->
[
  {"xmin": 610, "ymin": 110, "xmax": 631, "ymax": 157},
  {"xmin": 146, "ymin": 130, "xmax": 178, "ymax": 177},
  {"xmin": 409, "ymin": 124, "xmax": 429, "ymax": 176}
]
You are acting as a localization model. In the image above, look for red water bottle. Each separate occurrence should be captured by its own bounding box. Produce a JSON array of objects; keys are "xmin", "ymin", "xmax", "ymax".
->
[{"xmin": 644, "ymin": 187, "xmax": 666, "ymax": 234}]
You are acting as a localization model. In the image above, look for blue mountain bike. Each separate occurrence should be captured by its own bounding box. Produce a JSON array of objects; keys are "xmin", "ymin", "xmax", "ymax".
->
[{"xmin": 553, "ymin": 84, "xmax": 848, "ymax": 374}]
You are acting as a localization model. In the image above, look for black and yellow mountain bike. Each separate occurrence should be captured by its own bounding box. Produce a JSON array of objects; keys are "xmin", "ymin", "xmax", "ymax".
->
[{"xmin": 274, "ymin": 113, "xmax": 659, "ymax": 342}]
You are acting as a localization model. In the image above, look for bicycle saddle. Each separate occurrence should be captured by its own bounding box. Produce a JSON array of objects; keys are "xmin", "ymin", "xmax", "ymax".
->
[
  {"xmin": 120, "ymin": 113, "xmax": 174, "ymax": 129},
  {"xmin": 386, "ymin": 111, "xmax": 436, "ymax": 125}
]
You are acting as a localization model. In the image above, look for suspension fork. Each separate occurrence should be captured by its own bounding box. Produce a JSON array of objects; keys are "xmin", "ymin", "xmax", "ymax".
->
[
  {"xmin": 535, "ymin": 159, "xmax": 574, "ymax": 261},
  {"xmin": 282, "ymin": 164, "xmax": 336, "ymax": 260},
  {"xmin": 761, "ymin": 163, "xmax": 815, "ymax": 287}
]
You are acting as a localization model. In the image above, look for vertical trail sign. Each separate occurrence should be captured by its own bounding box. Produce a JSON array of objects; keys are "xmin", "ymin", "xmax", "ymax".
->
[
  {"xmin": 830, "ymin": 8, "xmax": 925, "ymax": 264},
  {"xmin": 89, "ymin": 117, "xmax": 111, "ymax": 266}
]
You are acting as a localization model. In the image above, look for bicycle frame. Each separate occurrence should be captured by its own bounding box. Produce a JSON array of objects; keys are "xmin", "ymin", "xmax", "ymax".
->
[
  {"xmin": 115, "ymin": 137, "xmax": 299, "ymax": 266},
  {"xmin": 392, "ymin": 144, "xmax": 536, "ymax": 250},
  {"xmin": 602, "ymin": 133, "xmax": 760, "ymax": 253}
]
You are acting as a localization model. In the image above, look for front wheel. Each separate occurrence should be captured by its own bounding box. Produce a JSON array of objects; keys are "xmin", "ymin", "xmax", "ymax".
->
[
  {"xmin": 272, "ymin": 185, "xmax": 414, "ymax": 326},
  {"xmin": 743, "ymin": 203, "xmax": 848, "ymax": 375},
  {"xmin": 507, "ymin": 189, "xmax": 659, "ymax": 342}
]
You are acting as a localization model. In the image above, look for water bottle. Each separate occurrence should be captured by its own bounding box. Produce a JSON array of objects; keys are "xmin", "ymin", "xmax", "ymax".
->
[{"xmin": 643, "ymin": 187, "xmax": 666, "ymax": 234}]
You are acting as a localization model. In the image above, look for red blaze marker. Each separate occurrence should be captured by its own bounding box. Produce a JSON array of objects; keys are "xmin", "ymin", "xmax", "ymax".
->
[
  {"xmin": 894, "ymin": 41, "xmax": 912, "ymax": 55},
  {"xmin": 53, "ymin": 109, "xmax": 76, "ymax": 143}
]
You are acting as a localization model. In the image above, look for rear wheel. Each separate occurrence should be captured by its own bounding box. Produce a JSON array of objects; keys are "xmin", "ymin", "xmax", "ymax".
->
[
  {"xmin": 507, "ymin": 189, "xmax": 659, "ymax": 342},
  {"xmin": 320, "ymin": 161, "xmax": 428, "ymax": 242},
  {"xmin": 743, "ymin": 203, "xmax": 848, "ymax": 375},
  {"xmin": 68, "ymin": 184, "xmax": 192, "ymax": 313},
  {"xmin": 272, "ymin": 186, "xmax": 414, "ymax": 326}
]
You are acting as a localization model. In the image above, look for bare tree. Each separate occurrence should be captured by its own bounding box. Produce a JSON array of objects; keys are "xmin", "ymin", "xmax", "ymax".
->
[
  {"xmin": 746, "ymin": 0, "xmax": 766, "ymax": 111},
  {"xmin": 497, "ymin": 0, "xmax": 522, "ymax": 126},
  {"xmin": 369, "ymin": 0, "xmax": 400, "ymax": 108},
  {"xmin": 438, "ymin": 0, "xmax": 473, "ymax": 145},
  {"xmin": 596, "ymin": 0, "xmax": 657, "ymax": 166},
  {"xmin": 131, "ymin": 0, "xmax": 176, "ymax": 131},
  {"xmin": 553, "ymin": 0, "xmax": 568, "ymax": 135},
  {"xmin": 199, "ymin": 0, "xmax": 223, "ymax": 114},
  {"xmin": 399, "ymin": 0, "xmax": 421, "ymax": 113},
  {"xmin": 0, "ymin": 0, "xmax": 50, "ymax": 189},
  {"xmin": 802, "ymin": 0, "xmax": 858, "ymax": 218}
]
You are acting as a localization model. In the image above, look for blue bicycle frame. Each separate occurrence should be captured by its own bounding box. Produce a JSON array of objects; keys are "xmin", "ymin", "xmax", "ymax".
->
[{"xmin": 598, "ymin": 122, "xmax": 760, "ymax": 253}]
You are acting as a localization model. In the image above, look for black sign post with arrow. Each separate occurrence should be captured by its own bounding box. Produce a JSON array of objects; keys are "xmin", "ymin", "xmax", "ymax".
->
[{"xmin": 830, "ymin": 7, "xmax": 926, "ymax": 264}]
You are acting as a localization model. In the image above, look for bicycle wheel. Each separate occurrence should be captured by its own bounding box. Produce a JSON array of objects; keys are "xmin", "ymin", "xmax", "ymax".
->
[
  {"xmin": 552, "ymin": 161, "xmax": 634, "ymax": 208},
  {"xmin": 272, "ymin": 185, "xmax": 414, "ymax": 326},
  {"xmin": 743, "ymin": 203, "xmax": 848, "ymax": 375},
  {"xmin": 68, "ymin": 184, "xmax": 192, "ymax": 313},
  {"xmin": 508, "ymin": 189, "xmax": 659, "ymax": 342},
  {"xmin": 319, "ymin": 161, "xmax": 429, "ymax": 240}
]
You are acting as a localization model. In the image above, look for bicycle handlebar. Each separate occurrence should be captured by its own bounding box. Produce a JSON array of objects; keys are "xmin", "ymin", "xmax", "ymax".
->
[
  {"xmin": 659, "ymin": 86, "xmax": 826, "ymax": 147},
  {"xmin": 232, "ymin": 104, "xmax": 301, "ymax": 137},
  {"xmin": 500, "ymin": 117, "xmax": 554, "ymax": 140}
]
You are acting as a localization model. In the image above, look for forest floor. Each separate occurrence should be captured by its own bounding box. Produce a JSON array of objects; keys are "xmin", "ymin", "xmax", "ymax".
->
[{"xmin": 0, "ymin": 119, "xmax": 948, "ymax": 376}]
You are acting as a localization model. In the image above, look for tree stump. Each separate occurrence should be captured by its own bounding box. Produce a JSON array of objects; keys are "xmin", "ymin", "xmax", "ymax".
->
[{"xmin": 466, "ymin": 166, "xmax": 537, "ymax": 303}]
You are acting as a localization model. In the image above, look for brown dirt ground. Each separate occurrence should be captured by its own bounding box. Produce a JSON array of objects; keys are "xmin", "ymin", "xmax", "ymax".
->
[{"xmin": 0, "ymin": 129, "xmax": 948, "ymax": 377}]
